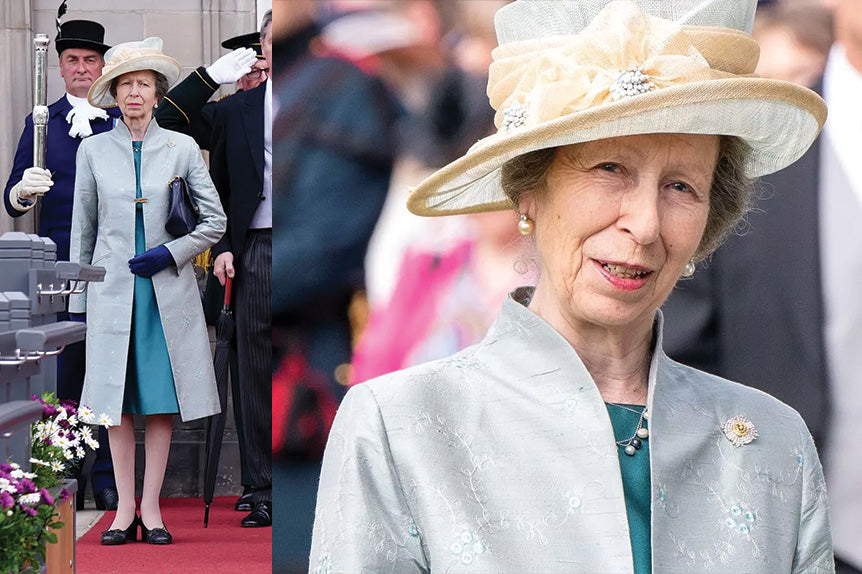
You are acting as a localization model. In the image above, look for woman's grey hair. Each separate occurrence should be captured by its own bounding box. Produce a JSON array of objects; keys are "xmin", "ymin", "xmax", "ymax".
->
[
  {"xmin": 108, "ymin": 70, "xmax": 171, "ymax": 103},
  {"xmin": 500, "ymin": 136, "xmax": 753, "ymax": 260}
]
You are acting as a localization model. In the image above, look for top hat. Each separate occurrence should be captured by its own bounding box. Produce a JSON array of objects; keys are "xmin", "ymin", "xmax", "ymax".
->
[
  {"xmin": 221, "ymin": 32, "xmax": 264, "ymax": 59},
  {"xmin": 55, "ymin": 20, "xmax": 111, "ymax": 56},
  {"xmin": 407, "ymin": 0, "xmax": 826, "ymax": 216}
]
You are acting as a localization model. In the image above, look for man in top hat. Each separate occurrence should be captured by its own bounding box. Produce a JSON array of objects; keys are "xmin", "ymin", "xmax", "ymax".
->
[
  {"xmin": 154, "ymin": 29, "xmax": 263, "ymax": 521},
  {"xmin": 222, "ymin": 32, "xmax": 269, "ymax": 92},
  {"xmin": 156, "ymin": 14, "xmax": 272, "ymax": 528},
  {"xmin": 3, "ymin": 17, "xmax": 121, "ymax": 511}
]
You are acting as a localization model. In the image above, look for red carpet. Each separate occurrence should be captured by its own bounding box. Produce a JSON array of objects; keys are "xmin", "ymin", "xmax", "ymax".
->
[{"xmin": 76, "ymin": 497, "xmax": 271, "ymax": 573}]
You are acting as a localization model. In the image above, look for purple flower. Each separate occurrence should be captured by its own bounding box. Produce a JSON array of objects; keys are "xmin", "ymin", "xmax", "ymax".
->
[
  {"xmin": 58, "ymin": 488, "xmax": 71, "ymax": 502},
  {"xmin": 19, "ymin": 478, "xmax": 36, "ymax": 494},
  {"xmin": 23, "ymin": 505, "xmax": 38, "ymax": 517},
  {"xmin": 0, "ymin": 491, "xmax": 13, "ymax": 509},
  {"xmin": 40, "ymin": 488, "xmax": 55, "ymax": 506}
]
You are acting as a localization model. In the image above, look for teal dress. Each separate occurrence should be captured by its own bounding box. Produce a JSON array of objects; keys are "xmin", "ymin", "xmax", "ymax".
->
[
  {"xmin": 607, "ymin": 403, "xmax": 651, "ymax": 574},
  {"xmin": 122, "ymin": 141, "xmax": 179, "ymax": 414}
]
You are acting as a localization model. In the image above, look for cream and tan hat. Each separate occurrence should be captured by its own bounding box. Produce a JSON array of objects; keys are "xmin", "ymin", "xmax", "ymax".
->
[
  {"xmin": 407, "ymin": 0, "xmax": 826, "ymax": 216},
  {"xmin": 88, "ymin": 37, "xmax": 181, "ymax": 108}
]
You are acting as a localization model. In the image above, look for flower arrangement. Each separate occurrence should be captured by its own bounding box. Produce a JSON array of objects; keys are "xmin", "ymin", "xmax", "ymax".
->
[
  {"xmin": 0, "ymin": 462, "xmax": 69, "ymax": 574},
  {"xmin": 28, "ymin": 393, "xmax": 109, "ymax": 490},
  {"xmin": 0, "ymin": 394, "xmax": 108, "ymax": 573}
]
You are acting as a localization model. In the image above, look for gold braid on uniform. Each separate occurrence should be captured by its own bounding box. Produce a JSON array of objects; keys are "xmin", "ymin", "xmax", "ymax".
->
[{"xmin": 194, "ymin": 248, "xmax": 212, "ymax": 271}]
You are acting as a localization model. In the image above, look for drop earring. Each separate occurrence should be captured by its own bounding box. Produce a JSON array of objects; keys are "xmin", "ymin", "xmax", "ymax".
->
[
  {"xmin": 517, "ymin": 213, "xmax": 534, "ymax": 235},
  {"xmin": 682, "ymin": 259, "xmax": 696, "ymax": 278}
]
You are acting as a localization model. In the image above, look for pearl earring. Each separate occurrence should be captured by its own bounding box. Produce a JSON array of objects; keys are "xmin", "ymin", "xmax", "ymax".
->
[
  {"xmin": 517, "ymin": 213, "xmax": 534, "ymax": 235},
  {"xmin": 682, "ymin": 259, "xmax": 696, "ymax": 278}
]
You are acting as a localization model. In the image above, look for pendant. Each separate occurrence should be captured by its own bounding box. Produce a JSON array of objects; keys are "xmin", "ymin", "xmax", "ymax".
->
[{"xmin": 624, "ymin": 445, "xmax": 637, "ymax": 456}]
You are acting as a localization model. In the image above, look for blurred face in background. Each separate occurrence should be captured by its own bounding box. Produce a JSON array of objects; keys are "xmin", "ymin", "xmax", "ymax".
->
[
  {"xmin": 755, "ymin": 24, "xmax": 827, "ymax": 86},
  {"xmin": 272, "ymin": 0, "xmax": 315, "ymax": 41},
  {"xmin": 830, "ymin": 0, "xmax": 862, "ymax": 48}
]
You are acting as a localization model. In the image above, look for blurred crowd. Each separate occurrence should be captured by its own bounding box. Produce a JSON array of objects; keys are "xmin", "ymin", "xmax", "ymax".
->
[{"xmin": 271, "ymin": 0, "xmax": 859, "ymax": 572}]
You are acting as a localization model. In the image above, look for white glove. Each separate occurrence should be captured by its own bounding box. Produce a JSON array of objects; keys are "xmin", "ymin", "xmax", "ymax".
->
[
  {"xmin": 16, "ymin": 167, "xmax": 54, "ymax": 198},
  {"xmin": 205, "ymin": 48, "xmax": 257, "ymax": 85}
]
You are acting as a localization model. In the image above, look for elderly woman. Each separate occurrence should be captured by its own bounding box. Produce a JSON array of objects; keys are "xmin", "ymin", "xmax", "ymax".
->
[
  {"xmin": 309, "ymin": 1, "xmax": 834, "ymax": 573},
  {"xmin": 69, "ymin": 37, "xmax": 226, "ymax": 546}
]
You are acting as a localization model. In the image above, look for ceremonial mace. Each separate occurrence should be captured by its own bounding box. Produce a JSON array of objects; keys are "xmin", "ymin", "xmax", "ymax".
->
[{"xmin": 33, "ymin": 33, "xmax": 50, "ymax": 171}]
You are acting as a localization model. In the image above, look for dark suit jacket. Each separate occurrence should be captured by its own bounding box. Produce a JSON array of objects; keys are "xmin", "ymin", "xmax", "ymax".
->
[
  {"xmin": 662, "ymin": 137, "xmax": 829, "ymax": 445},
  {"xmin": 207, "ymin": 83, "xmax": 266, "ymax": 261},
  {"xmin": 4, "ymin": 96, "xmax": 120, "ymax": 260},
  {"xmin": 156, "ymin": 68, "xmax": 265, "ymax": 261}
]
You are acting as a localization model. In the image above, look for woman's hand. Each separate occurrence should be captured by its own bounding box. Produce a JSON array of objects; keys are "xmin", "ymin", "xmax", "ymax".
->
[
  {"xmin": 128, "ymin": 246, "xmax": 174, "ymax": 278},
  {"xmin": 213, "ymin": 252, "xmax": 235, "ymax": 286}
]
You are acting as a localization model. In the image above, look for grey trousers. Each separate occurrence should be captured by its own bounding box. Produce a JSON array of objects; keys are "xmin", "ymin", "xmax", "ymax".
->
[{"xmin": 235, "ymin": 229, "xmax": 272, "ymax": 502}]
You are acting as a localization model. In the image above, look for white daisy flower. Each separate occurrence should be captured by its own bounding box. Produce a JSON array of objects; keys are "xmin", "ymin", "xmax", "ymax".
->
[
  {"xmin": 10, "ymin": 468, "xmax": 25, "ymax": 479},
  {"xmin": 98, "ymin": 414, "xmax": 113, "ymax": 427},
  {"xmin": 50, "ymin": 460, "xmax": 64, "ymax": 473},
  {"xmin": 78, "ymin": 405, "xmax": 95, "ymax": 423},
  {"xmin": 29, "ymin": 457, "xmax": 49, "ymax": 467},
  {"xmin": 0, "ymin": 478, "xmax": 15, "ymax": 494},
  {"xmin": 76, "ymin": 447, "xmax": 86, "ymax": 458},
  {"xmin": 63, "ymin": 449, "xmax": 75, "ymax": 460},
  {"xmin": 18, "ymin": 493, "xmax": 41, "ymax": 506}
]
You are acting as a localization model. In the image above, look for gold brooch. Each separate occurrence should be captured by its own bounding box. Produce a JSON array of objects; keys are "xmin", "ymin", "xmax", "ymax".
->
[{"xmin": 722, "ymin": 416, "xmax": 758, "ymax": 447}]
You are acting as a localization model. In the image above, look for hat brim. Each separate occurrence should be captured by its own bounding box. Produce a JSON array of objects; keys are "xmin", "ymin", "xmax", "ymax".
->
[
  {"xmin": 88, "ymin": 55, "xmax": 181, "ymax": 108},
  {"xmin": 407, "ymin": 77, "xmax": 826, "ymax": 216},
  {"xmin": 56, "ymin": 38, "xmax": 111, "ymax": 56}
]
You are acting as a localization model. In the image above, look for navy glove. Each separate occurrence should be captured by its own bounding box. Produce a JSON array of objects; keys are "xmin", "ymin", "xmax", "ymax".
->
[
  {"xmin": 128, "ymin": 246, "xmax": 174, "ymax": 278},
  {"xmin": 69, "ymin": 313, "xmax": 86, "ymax": 322}
]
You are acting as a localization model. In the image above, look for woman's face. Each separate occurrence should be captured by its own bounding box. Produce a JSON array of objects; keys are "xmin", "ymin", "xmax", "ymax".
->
[
  {"xmin": 116, "ymin": 70, "xmax": 158, "ymax": 121},
  {"xmin": 522, "ymin": 133, "xmax": 718, "ymax": 333}
]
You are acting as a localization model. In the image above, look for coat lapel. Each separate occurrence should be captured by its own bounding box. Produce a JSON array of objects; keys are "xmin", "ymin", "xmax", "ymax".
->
[{"xmin": 242, "ymin": 84, "xmax": 265, "ymax": 184}]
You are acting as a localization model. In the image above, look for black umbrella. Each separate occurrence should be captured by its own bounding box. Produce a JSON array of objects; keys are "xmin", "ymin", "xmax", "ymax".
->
[{"xmin": 203, "ymin": 276, "xmax": 233, "ymax": 527}]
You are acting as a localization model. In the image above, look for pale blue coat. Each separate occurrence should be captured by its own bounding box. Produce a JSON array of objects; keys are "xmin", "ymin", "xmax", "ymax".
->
[
  {"xmin": 311, "ymin": 289, "xmax": 833, "ymax": 574},
  {"xmin": 69, "ymin": 119, "xmax": 226, "ymax": 424}
]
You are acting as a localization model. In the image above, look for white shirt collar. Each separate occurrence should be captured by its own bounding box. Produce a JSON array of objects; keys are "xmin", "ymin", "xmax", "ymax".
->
[{"xmin": 66, "ymin": 92, "xmax": 89, "ymax": 107}]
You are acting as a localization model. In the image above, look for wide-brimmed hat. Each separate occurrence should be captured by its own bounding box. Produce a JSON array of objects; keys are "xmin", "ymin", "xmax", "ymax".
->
[
  {"xmin": 407, "ymin": 0, "xmax": 826, "ymax": 216},
  {"xmin": 222, "ymin": 32, "xmax": 264, "ymax": 59},
  {"xmin": 87, "ymin": 37, "xmax": 181, "ymax": 108},
  {"xmin": 55, "ymin": 20, "xmax": 111, "ymax": 56}
]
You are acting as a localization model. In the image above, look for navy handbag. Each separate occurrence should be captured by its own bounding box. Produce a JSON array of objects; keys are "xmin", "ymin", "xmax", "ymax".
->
[{"xmin": 165, "ymin": 176, "xmax": 199, "ymax": 237}]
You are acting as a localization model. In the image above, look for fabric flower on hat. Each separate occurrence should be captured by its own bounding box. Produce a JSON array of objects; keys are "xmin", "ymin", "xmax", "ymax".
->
[{"xmin": 488, "ymin": 0, "xmax": 726, "ymax": 132}]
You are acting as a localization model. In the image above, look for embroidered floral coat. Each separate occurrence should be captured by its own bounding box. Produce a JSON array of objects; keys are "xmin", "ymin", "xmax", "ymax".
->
[
  {"xmin": 310, "ymin": 290, "xmax": 833, "ymax": 573},
  {"xmin": 68, "ymin": 119, "xmax": 226, "ymax": 424}
]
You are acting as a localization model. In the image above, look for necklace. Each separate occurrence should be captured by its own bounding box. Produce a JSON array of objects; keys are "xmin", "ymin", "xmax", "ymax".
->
[{"xmin": 606, "ymin": 402, "xmax": 649, "ymax": 456}]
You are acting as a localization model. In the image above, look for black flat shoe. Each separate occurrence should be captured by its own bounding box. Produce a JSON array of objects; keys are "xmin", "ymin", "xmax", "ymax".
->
[
  {"xmin": 141, "ymin": 522, "xmax": 173, "ymax": 545},
  {"xmin": 95, "ymin": 486, "xmax": 119, "ymax": 511},
  {"xmin": 241, "ymin": 500, "xmax": 272, "ymax": 528},
  {"xmin": 234, "ymin": 491, "xmax": 254, "ymax": 512},
  {"xmin": 100, "ymin": 515, "xmax": 140, "ymax": 545}
]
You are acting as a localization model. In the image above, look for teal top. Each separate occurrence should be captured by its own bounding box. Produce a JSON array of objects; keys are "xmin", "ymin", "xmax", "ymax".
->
[
  {"xmin": 606, "ymin": 403, "xmax": 651, "ymax": 574},
  {"xmin": 122, "ymin": 141, "xmax": 179, "ymax": 415}
]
